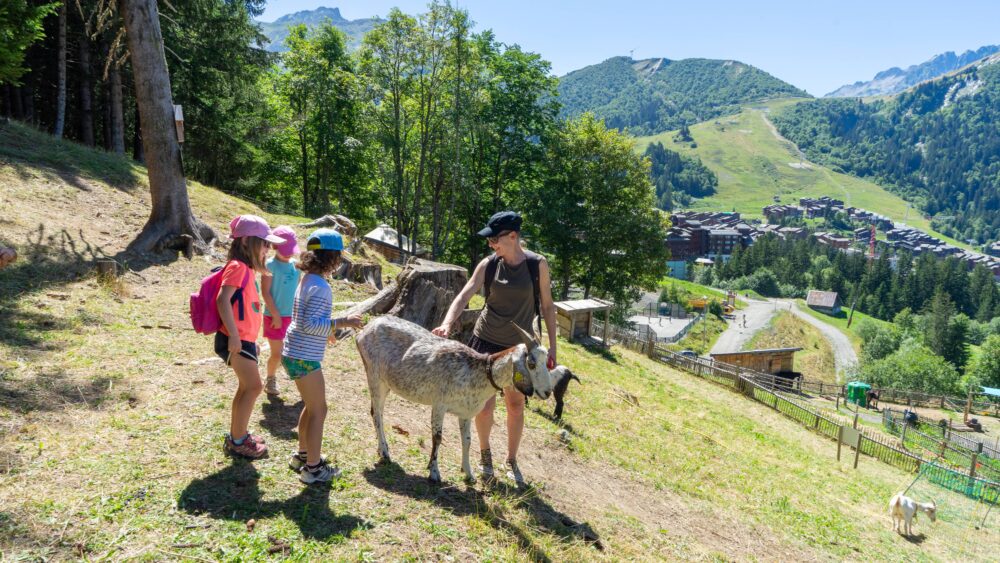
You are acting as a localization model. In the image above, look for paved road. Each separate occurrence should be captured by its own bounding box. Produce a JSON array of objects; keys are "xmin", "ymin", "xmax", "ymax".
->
[
  {"xmin": 708, "ymin": 296, "xmax": 859, "ymax": 382},
  {"xmin": 709, "ymin": 298, "xmax": 780, "ymax": 355},
  {"xmin": 786, "ymin": 301, "xmax": 858, "ymax": 377}
]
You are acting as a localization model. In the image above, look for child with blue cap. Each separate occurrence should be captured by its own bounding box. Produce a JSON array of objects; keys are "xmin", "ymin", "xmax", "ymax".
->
[{"xmin": 282, "ymin": 228, "xmax": 363, "ymax": 483}]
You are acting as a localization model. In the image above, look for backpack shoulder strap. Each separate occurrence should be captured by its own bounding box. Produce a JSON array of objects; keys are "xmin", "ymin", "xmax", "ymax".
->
[
  {"xmin": 229, "ymin": 261, "xmax": 253, "ymax": 322},
  {"xmin": 483, "ymin": 253, "xmax": 500, "ymax": 301},
  {"xmin": 524, "ymin": 251, "xmax": 543, "ymax": 333}
]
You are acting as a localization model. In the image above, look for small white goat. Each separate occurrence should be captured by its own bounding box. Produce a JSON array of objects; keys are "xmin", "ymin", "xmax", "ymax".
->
[
  {"xmin": 889, "ymin": 492, "xmax": 936, "ymax": 536},
  {"xmin": 355, "ymin": 315, "xmax": 553, "ymax": 483}
]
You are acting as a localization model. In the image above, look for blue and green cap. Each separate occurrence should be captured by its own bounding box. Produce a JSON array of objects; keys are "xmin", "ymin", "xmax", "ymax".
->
[{"xmin": 306, "ymin": 228, "xmax": 344, "ymax": 251}]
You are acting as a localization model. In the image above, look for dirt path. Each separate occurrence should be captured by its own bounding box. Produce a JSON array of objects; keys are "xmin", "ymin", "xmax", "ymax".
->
[
  {"xmin": 756, "ymin": 109, "xmax": 852, "ymax": 207},
  {"xmin": 785, "ymin": 301, "xmax": 858, "ymax": 377},
  {"xmin": 709, "ymin": 298, "xmax": 780, "ymax": 354}
]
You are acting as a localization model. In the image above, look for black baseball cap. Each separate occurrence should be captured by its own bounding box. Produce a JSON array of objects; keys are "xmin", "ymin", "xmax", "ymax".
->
[{"xmin": 477, "ymin": 211, "xmax": 522, "ymax": 237}]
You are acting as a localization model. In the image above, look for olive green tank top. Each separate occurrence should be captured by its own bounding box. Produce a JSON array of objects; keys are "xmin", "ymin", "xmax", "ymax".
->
[{"xmin": 474, "ymin": 257, "xmax": 535, "ymax": 347}]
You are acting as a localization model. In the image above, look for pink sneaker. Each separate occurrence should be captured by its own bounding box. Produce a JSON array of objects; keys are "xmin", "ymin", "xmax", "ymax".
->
[{"xmin": 224, "ymin": 433, "xmax": 268, "ymax": 459}]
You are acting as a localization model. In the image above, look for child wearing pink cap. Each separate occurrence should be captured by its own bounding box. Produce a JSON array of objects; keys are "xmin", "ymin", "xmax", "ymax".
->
[
  {"xmin": 260, "ymin": 225, "xmax": 300, "ymax": 396},
  {"xmin": 216, "ymin": 214, "xmax": 286, "ymax": 459}
]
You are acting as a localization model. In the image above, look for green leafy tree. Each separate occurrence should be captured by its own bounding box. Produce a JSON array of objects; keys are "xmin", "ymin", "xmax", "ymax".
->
[
  {"xmin": 0, "ymin": 1, "xmax": 56, "ymax": 85},
  {"xmin": 270, "ymin": 23, "xmax": 369, "ymax": 217},
  {"xmin": 923, "ymin": 291, "xmax": 969, "ymax": 369},
  {"xmin": 528, "ymin": 113, "xmax": 668, "ymax": 315},
  {"xmin": 857, "ymin": 320, "xmax": 901, "ymax": 362},
  {"xmin": 858, "ymin": 342, "xmax": 960, "ymax": 395},
  {"xmin": 968, "ymin": 334, "xmax": 1000, "ymax": 388}
]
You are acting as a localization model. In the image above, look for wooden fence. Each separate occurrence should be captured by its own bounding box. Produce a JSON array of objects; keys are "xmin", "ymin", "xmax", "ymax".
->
[
  {"xmin": 882, "ymin": 409, "xmax": 1000, "ymax": 483},
  {"xmin": 600, "ymin": 315, "xmax": 998, "ymax": 415},
  {"xmin": 645, "ymin": 344, "xmax": 1000, "ymax": 503}
]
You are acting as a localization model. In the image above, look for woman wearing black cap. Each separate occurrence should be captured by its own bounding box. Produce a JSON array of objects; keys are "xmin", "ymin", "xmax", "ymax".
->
[{"xmin": 432, "ymin": 211, "xmax": 557, "ymax": 485}]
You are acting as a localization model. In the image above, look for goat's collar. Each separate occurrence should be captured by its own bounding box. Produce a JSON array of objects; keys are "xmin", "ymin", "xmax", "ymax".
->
[{"xmin": 485, "ymin": 355, "xmax": 503, "ymax": 392}]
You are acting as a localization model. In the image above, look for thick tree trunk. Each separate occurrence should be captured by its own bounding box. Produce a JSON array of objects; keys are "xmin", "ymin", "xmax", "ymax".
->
[
  {"xmin": 102, "ymin": 84, "xmax": 111, "ymax": 150},
  {"xmin": 77, "ymin": 18, "xmax": 94, "ymax": 146},
  {"xmin": 108, "ymin": 59, "xmax": 126, "ymax": 154},
  {"xmin": 118, "ymin": 0, "xmax": 214, "ymax": 255},
  {"xmin": 21, "ymin": 82, "xmax": 34, "ymax": 123},
  {"xmin": 6, "ymin": 85, "xmax": 22, "ymax": 119},
  {"xmin": 54, "ymin": 0, "xmax": 67, "ymax": 139},
  {"xmin": 132, "ymin": 104, "xmax": 143, "ymax": 162}
]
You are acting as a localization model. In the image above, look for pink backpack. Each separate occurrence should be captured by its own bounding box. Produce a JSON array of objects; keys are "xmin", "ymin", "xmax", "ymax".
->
[{"xmin": 190, "ymin": 263, "xmax": 251, "ymax": 335}]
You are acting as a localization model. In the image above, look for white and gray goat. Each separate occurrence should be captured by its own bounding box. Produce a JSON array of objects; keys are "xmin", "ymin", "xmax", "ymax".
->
[
  {"xmin": 889, "ymin": 492, "xmax": 937, "ymax": 536},
  {"xmin": 355, "ymin": 315, "xmax": 553, "ymax": 483}
]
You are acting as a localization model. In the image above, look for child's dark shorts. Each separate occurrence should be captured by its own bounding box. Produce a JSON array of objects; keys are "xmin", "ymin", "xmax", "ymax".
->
[{"xmin": 214, "ymin": 331, "xmax": 259, "ymax": 365}]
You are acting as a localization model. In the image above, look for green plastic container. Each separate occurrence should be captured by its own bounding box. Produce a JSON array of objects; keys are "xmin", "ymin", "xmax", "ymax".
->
[{"xmin": 846, "ymin": 381, "xmax": 871, "ymax": 406}]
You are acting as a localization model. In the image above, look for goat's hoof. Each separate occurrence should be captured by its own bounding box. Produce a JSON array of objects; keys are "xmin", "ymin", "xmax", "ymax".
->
[
  {"xmin": 427, "ymin": 474, "xmax": 442, "ymax": 485},
  {"xmin": 463, "ymin": 474, "xmax": 476, "ymax": 485},
  {"xmin": 376, "ymin": 455, "xmax": 391, "ymax": 466}
]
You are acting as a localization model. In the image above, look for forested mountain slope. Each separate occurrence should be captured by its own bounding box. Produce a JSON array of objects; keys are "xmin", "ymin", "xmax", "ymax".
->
[
  {"xmin": 558, "ymin": 56, "xmax": 808, "ymax": 135},
  {"xmin": 774, "ymin": 54, "xmax": 1000, "ymax": 244}
]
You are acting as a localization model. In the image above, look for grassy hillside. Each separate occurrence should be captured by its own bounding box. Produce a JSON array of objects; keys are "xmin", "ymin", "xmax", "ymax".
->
[
  {"xmin": 747, "ymin": 311, "xmax": 837, "ymax": 383},
  {"xmin": 634, "ymin": 99, "xmax": 971, "ymax": 249},
  {"xmin": 1, "ymin": 121, "xmax": 995, "ymax": 560}
]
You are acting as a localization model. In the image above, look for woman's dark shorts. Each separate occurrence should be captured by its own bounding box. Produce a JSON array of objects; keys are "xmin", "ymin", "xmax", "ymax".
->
[
  {"xmin": 214, "ymin": 331, "xmax": 259, "ymax": 365},
  {"xmin": 467, "ymin": 335, "xmax": 510, "ymax": 355}
]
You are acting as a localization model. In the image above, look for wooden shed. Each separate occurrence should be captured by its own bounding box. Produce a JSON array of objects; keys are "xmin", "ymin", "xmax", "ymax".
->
[
  {"xmin": 806, "ymin": 290, "xmax": 842, "ymax": 315},
  {"xmin": 362, "ymin": 224, "xmax": 427, "ymax": 263},
  {"xmin": 710, "ymin": 347, "xmax": 802, "ymax": 375},
  {"xmin": 554, "ymin": 299, "xmax": 612, "ymax": 342}
]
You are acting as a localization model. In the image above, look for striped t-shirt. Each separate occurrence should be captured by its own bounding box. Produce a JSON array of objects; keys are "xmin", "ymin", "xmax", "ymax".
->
[{"xmin": 283, "ymin": 273, "xmax": 333, "ymax": 362}]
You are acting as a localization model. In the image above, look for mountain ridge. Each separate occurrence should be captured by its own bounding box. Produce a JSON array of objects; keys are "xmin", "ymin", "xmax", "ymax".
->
[
  {"xmin": 825, "ymin": 45, "xmax": 1000, "ymax": 97},
  {"xmin": 256, "ymin": 6, "xmax": 383, "ymax": 53},
  {"xmin": 557, "ymin": 56, "xmax": 809, "ymax": 136}
]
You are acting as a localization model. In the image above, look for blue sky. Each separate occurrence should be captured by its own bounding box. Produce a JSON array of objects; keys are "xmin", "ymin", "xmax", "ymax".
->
[{"xmin": 260, "ymin": 1, "xmax": 1000, "ymax": 96}]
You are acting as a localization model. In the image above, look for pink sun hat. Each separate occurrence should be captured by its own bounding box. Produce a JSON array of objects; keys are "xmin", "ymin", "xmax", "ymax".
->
[
  {"xmin": 228, "ymin": 214, "xmax": 285, "ymax": 245},
  {"xmin": 271, "ymin": 225, "xmax": 300, "ymax": 256}
]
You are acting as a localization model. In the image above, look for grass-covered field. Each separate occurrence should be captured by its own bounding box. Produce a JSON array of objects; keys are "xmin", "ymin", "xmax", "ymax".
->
[
  {"xmin": 747, "ymin": 311, "xmax": 837, "ymax": 383},
  {"xmin": 2, "ymin": 120, "xmax": 996, "ymax": 560},
  {"xmin": 634, "ymin": 99, "xmax": 972, "ymax": 250}
]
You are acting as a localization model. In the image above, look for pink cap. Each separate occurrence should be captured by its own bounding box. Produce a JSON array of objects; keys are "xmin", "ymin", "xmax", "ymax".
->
[
  {"xmin": 271, "ymin": 225, "xmax": 299, "ymax": 256},
  {"xmin": 228, "ymin": 215, "xmax": 285, "ymax": 245}
]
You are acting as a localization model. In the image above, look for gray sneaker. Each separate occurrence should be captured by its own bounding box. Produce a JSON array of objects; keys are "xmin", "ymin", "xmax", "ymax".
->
[
  {"xmin": 264, "ymin": 376, "xmax": 279, "ymax": 396},
  {"xmin": 479, "ymin": 449, "xmax": 495, "ymax": 481},
  {"xmin": 505, "ymin": 459, "xmax": 525, "ymax": 487},
  {"xmin": 299, "ymin": 460, "xmax": 341, "ymax": 484},
  {"xmin": 288, "ymin": 452, "xmax": 327, "ymax": 472}
]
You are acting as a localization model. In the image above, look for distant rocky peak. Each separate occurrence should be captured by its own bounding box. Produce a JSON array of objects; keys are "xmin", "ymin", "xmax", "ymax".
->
[
  {"xmin": 273, "ymin": 6, "xmax": 344, "ymax": 25},
  {"xmin": 826, "ymin": 44, "xmax": 1000, "ymax": 98}
]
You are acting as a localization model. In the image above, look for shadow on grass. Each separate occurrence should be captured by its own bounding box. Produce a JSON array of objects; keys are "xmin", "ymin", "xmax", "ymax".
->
[
  {"xmin": 0, "ymin": 224, "xmax": 185, "ymax": 350},
  {"xmin": 362, "ymin": 461, "xmax": 602, "ymax": 560},
  {"xmin": 902, "ymin": 532, "xmax": 927, "ymax": 544},
  {"xmin": 177, "ymin": 460, "xmax": 370, "ymax": 541},
  {"xmin": 260, "ymin": 396, "xmax": 303, "ymax": 440},
  {"xmin": 530, "ymin": 407, "xmax": 583, "ymax": 437},
  {"xmin": 577, "ymin": 342, "xmax": 619, "ymax": 364},
  {"xmin": 0, "ymin": 225, "xmax": 183, "ymax": 414}
]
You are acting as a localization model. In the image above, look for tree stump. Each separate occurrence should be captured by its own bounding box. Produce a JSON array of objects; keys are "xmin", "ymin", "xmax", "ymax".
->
[
  {"xmin": 96, "ymin": 259, "xmax": 119, "ymax": 280},
  {"xmin": 334, "ymin": 257, "xmax": 383, "ymax": 290},
  {"xmin": 341, "ymin": 257, "xmax": 468, "ymax": 331},
  {"xmin": 349, "ymin": 263, "xmax": 383, "ymax": 290}
]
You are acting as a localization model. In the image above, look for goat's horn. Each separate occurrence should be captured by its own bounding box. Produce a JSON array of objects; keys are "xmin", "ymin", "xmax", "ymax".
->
[{"xmin": 510, "ymin": 322, "xmax": 536, "ymax": 349}]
